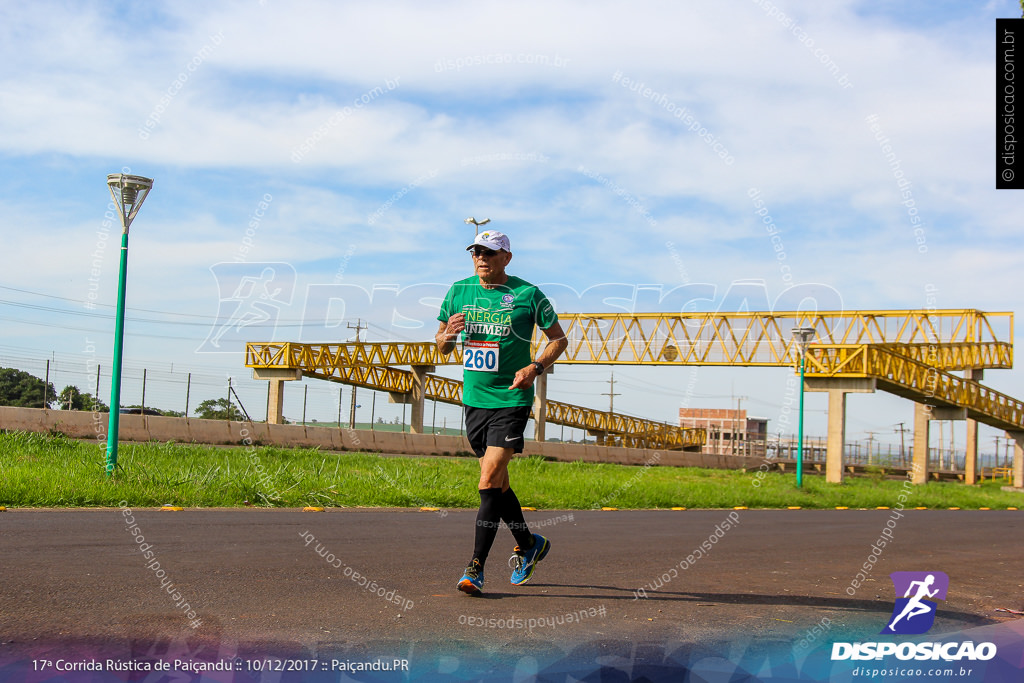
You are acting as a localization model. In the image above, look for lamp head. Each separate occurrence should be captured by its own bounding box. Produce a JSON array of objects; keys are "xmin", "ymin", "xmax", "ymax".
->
[
  {"xmin": 464, "ymin": 216, "xmax": 491, "ymax": 232},
  {"xmin": 107, "ymin": 173, "xmax": 154, "ymax": 233},
  {"xmin": 790, "ymin": 326, "xmax": 816, "ymax": 355}
]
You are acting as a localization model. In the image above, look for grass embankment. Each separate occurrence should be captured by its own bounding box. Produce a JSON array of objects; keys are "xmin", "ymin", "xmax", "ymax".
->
[{"xmin": 1, "ymin": 431, "xmax": 1021, "ymax": 509}]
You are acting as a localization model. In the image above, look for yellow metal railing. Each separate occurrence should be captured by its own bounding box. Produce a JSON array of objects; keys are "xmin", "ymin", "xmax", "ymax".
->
[
  {"xmin": 244, "ymin": 338, "xmax": 1011, "ymax": 374},
  {"xmin": 295, "ymin": 363, "xmax": 705, "ymax": 451},
  {"xmin": 982, "ymin": 466, "xmax": 1013, "ymax": 482},
  {"xmin": 245, "ymin": 341, "xmax": 447, "ymax": 370},
  {"xmin": 804, "ymin": 344, "xmax": 1024, "ymax": 431},
  {"xmin": 244, "ymin": 309, "xmax": 1017, "ymax": 449},
  {"xmin": 244, "ymin": 323, "xmax": 1013, "ymax": 374},
  {"xmin": 549, "ymin": 310, "xmax": 1012, "ymax": 368}
]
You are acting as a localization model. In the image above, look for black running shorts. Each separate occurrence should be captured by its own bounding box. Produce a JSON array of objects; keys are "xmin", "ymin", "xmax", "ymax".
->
[{"xmin": 464, "ymin": 405, "xmax": 532, "ymax": 458}]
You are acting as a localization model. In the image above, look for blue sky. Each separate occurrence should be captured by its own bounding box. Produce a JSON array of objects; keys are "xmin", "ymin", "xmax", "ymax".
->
[{"xmin": 1, "ymin": 0, "xmax": 1020, "ymax": 454}]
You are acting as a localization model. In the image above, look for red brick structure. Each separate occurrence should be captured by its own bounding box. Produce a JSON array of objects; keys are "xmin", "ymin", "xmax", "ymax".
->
[{"xmin": 678, "ymin": 408, "xmax": 768, "ymax": 456}]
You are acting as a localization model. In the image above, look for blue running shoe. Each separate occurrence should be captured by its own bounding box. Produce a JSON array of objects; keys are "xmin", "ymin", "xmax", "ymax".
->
[
  {"xmin": 509, "ymin": 534, "xmax": 550, "ymax": 585},
  {"xmin": 457, "ymin": 559, "xmax": 484, "ymax": 595}
]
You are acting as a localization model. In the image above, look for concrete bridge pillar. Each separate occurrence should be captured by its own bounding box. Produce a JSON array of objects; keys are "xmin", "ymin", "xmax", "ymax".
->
[
  {"xmin": 964, "ymin": 368, "xmax": 984, "ymax": 485},
  {"xmin": 825, "ymin": 390, "xmax": 846, "ymax": 484},
  {"xmin": 804, "ymin": 378, "xmax": 876, "ymax": 484},
  {"xmin": 965, "ymin": 418, "xmax": 980, "ymax": 485},
  {"xmin": 252, "ymin": 368, "xmax": 302, "ymax": 424},
  {"xmin": 920, "ymin": 405, "xmax": 968, "ymax": 483},
  {"xmin": 1006, "ymin": 431, "xmax": 1024, "ymax": 489},
  {"xmin": 408, "ymin": 365, "xmax": 435, "ymax": 434},
  {"xmin": 912, "ymin": 402, "xmax": 932, "ymax": 484}
]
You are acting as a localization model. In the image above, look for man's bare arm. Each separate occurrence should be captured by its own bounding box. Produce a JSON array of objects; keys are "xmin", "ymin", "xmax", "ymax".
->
[
  {"xmin": 509, "ymin": 321, "xmax": 568, "ymax": 390},
  {"xmin": 435, "ymin": 314, "xmax": 465, "ymax": 355}
]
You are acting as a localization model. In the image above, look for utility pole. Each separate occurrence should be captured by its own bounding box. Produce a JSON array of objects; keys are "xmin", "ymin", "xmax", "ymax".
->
[
  {"xmin": 733, "ymin": 395, "xmax": 748, "ymax": 456},
  {"xmin": 347, "ymin": 319, "xmax": 366, "ymax": 429},
  {"xmin": 948, "ymin": 420, "xmax": 955, "ymax": 469},
  {"xmin": 937, "ymin": 420, "xmax": 945, "ymax": 469},
  {"xmin": 602, "ymin": 371, "xmax": 621, "ymax": 414},
  {"xmin": 865, "ymin": 430, "xmax": 879, "ymax": 464},
  {"xmin": 895, "ymin": 422, "xmax": 909, "ymax": 462},
  {"xmin": 601, "ymin": 371, "xmax": 621, "ymax": 446}
]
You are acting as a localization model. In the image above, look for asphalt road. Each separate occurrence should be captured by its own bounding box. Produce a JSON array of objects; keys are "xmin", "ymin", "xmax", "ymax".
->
[{"xmin": 2, "ymin": 508, "xmax": 1023, "ymax": 679}]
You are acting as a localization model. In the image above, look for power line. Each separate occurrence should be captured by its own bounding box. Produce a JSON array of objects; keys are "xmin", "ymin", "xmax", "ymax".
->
[
  {"xmin": 0, "ymin": 299, "xmax": 304, "ymax": 327},
  {"xmin": 0, "ymin": 284, "xmax": 314, "ymax": 324}
]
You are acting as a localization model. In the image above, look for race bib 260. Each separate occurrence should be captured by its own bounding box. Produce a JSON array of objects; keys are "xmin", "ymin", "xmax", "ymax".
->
[{"xmin": 463, "ymin": 340, "xmax": 499, "ymax": 372}]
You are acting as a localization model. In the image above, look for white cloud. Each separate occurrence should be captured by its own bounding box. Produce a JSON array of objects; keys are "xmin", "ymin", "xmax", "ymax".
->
[{"xmin": 0, "ymin": 0, "xmax": 1018, "ymax": 447}]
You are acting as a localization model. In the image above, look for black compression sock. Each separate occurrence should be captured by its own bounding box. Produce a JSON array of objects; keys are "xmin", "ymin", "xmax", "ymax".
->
[
  {"xmin": 500, "ymin": 487, "xmax": 535, "ymax": 550},
  {"xmin": 472, "ymin": 487, "xmax": 504, "ymax": 567}
]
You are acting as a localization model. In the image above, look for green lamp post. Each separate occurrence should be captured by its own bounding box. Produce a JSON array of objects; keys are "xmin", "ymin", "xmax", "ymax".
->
[
  {"xmin": 791, "ymin": 326, "xmax": 816, "ymax": 488},
  {"xmin": 105, "ymin": 173, "xmax": 154, "ymax": 476}
]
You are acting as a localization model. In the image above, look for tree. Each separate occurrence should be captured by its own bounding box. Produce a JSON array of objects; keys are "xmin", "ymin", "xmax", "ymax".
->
[
  {"xmin": 194, "ymin": 397, "xmax": 245, "ymax": 421},
  {"xmin": 58, "ymin": 385, "xmax": 109, "ymax": 412},
  {"xmin": 0, "ymin": 367, "xmax": 56, "ymax": 408}
]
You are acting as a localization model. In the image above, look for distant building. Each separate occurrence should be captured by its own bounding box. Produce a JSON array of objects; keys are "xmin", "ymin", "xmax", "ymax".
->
[{"xmin": 679, "ymin": 408, "xmax": 768, "ymax": 456}]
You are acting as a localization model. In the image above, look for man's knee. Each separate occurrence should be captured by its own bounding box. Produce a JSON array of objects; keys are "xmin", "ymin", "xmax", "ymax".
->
[
  {"xmin": 478, "ymin": 447, "xmax": 513, "ymax": 486},
  {"xmin": 479, "ymin": 467, "xmax": 508, "ymax": 489},
  {"xmin": 480, "ymin": 476, "xmax": 510, "ymax": 490}
]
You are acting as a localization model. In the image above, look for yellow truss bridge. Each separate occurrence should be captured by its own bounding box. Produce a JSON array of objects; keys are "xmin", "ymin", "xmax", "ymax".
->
[
  {"xmin": 246, "ymin": 309, "xmax": 1023, "ymax": 484},
  {"xmin": 245, "ymin": 343, "xmax": 704, "ymax": 451}
]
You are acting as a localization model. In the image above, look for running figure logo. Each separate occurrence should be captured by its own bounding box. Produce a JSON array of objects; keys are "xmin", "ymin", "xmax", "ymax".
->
[
  {"xmin": 882, "ymin": 571, "xmax": 949, "ymax": 635},
  {"xmin": 197, "ymin": 262, "xmax": 296, "ymax": 353}
]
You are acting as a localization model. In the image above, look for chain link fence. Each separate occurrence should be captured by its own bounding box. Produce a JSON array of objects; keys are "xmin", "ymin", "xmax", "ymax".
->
[{"xmin": 2, "ymin": 350, "xmax": 1011, "ymax": 471}]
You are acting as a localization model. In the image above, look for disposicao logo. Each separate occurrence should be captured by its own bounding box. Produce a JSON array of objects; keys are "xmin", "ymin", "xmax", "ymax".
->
[
  {"xmin": 882, "ymin": 571, "xmax": 949, "ymax": 635},
  {"xmin": 830, "ymin": 571, "xmax": 997, "ymax": 662}
]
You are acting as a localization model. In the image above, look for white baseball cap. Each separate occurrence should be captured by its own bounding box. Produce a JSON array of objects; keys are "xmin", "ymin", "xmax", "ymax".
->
[{"xmin": 466, "ymin": 230, "xmax": 511, "ymax": 254}]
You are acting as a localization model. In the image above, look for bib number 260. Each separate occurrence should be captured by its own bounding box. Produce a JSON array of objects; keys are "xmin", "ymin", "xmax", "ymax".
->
[{"xmin": 463, "ymin": 342, "xmax": 499, "ymax": 372}]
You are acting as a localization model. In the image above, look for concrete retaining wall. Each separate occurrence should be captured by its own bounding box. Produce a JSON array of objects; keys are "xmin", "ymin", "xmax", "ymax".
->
[{"xmin": 0, "ymin": 406, "xmax": 763, "ymax": 471}]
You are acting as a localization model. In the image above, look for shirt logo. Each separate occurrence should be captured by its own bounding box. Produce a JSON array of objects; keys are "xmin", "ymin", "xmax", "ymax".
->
[
  {"xmin": 462, "ymin": 305, "xmax": 512, "ymax": 336},
  {"xmin": 882, "ymin": 571, "xmax": 949, "ymax": 635}
]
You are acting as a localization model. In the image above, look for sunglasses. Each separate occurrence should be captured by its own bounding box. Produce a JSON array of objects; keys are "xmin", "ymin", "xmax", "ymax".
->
[{"xmin": 470, "ymin": 247, "xmax": 499, "ymax": 258}]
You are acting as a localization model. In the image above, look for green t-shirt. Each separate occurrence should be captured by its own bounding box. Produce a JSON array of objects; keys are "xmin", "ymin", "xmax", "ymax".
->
[{"xmin": 438, "ymin": 275, "xmax": 558, "ymax": 408}]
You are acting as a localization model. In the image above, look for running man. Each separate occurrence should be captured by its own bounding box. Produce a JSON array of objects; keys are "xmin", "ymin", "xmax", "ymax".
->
[
  {"xmin": 888, "ymin": 574, "xmax": 939, "ymax": 631},
  {"xmin": 435, "ymin": 229, "xmax": 567, "ymax": 595}
]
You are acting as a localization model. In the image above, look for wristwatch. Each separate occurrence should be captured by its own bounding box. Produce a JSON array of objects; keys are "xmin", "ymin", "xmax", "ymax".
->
[{"xmin": 531, "ymin": 361, "xmax": 545, "ymax": 375}]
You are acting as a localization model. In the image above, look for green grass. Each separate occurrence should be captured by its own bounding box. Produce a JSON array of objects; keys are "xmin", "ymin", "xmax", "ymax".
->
[{"xmin": 1, "ymin": 431, "xmax": 1021, "ymax": 509}]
